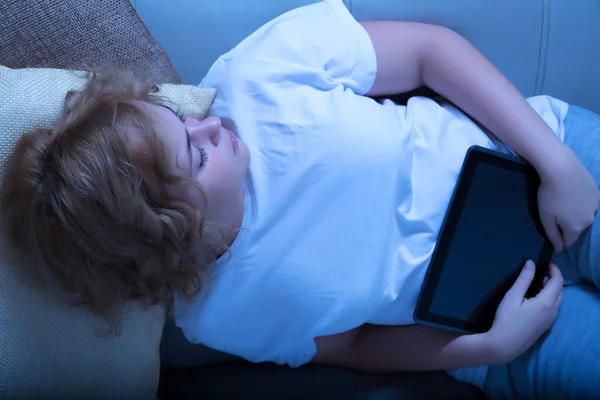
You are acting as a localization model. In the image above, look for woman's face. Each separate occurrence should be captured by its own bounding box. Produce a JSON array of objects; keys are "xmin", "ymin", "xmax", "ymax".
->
[{"xmin": 142, "ymin": 102, "xmax": 250, "ymax": 224}]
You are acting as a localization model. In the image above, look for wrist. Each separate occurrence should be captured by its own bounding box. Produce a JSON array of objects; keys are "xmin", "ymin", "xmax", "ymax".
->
[
  {"xmin": 524, "ymin": 140, "xmax": 573, "ymax": 182},
  {"xmin": 480, "ymin": 330, "xmax": 520, "ymax": 365},
  {"xmin": 461, "ymin": 331, "xmax": 510, "ymax": 365}
]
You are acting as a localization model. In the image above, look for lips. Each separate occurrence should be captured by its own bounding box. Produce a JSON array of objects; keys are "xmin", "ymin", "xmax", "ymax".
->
[{"xmin": 227, "ymin": 129, "xmax": 238, "ymax": 154}]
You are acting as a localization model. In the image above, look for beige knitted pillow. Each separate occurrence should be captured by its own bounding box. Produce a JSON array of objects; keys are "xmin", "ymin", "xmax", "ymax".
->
[{"xmin": 0, "ymin": 66, "xmax": 215, "ymax": 400}]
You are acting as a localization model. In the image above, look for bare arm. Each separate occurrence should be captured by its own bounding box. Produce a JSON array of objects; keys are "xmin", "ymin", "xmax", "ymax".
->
[
  {"xmin": 360, "ymin": 21, "xmax": 563, "ymax": 178},
  {"xmin": 359, "ymin": 21, "xmax": 600, "ymax": 251},
  {"xmin": 311, "ymin": 324, "xmax": 501, "ymax": 373},
  {"xmin": 310, "ymin": 262, "xmax": 564, "ymax": 373}
]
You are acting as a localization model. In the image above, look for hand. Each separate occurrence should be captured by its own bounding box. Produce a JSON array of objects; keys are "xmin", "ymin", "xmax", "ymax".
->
[
  {"xmin": 485, "ymin": 261, "xmax": 563, "ymax": 364},
  {"xmin": 537, "ymin": 146, "xmax": 599, "ymax": 252}
]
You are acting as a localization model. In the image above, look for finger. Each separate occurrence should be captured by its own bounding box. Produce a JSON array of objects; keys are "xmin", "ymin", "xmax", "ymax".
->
[
  {"xmin": 552, "ymin": 287, "xmax": 563, "ymax": 320},
  {"xmin": 538, "ymin": 263, "xmax": 564, "ymax": 301},
  {"xmin": 506, "ymin": 261, "xmax": 536, "ymax": 300},
  {"xmin": 542, "ymin": 214, "xmax": 564, "ymax": 253},
  {"xmin": 555, "ymin": 287, "xmax": 563, "ymax": 305},
  {"xmin": 560, "ymin": 223, "xmax": 580, "ymax": 249},
  {"xmin": 556, "ymin": 290, "xmax": 564, "ymax": 309},
  {"xmin": 549, "ymin": 262, "xmax": 563, "ymax": 280}
]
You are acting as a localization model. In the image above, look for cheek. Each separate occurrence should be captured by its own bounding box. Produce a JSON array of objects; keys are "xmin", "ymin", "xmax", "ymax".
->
[
  {"xmin": 166, "ymin": 183, "xmax": 205, "ymax": 212},
  {"xmin": 204, "ymin": 153, "xmax": 231, "ymax": 182},
  {"xmin": 181, "ymin": 184, "xmax": 205, "ymax": 210},
  {"xmin": 197, "ymin": 163, "xmax": 226, "ymax": 198},
  {"xmin": 196, "ymin": 152, "xmax": 244, "ymax": 204}
]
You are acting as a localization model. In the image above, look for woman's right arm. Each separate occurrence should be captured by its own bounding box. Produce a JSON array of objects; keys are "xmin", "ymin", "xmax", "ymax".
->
[
  {"xmin": 312, "ymin": 323, "xmax": 499, "ymax": 372},
  {"xmin": 311, "ymin": 261, "xmax": 563, "ymax": 372}
]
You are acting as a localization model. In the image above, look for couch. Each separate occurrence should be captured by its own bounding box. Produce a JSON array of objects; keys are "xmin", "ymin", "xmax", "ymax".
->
[
  {"xmin": 138, "ymin": 0, "xmax": 599, "ymax": 399},
  {"xmin": 134, "ymin": 0, "xmax": 600, "ymax": 115},
  {"xmin": 0, "ymin": 0, "xmax": 598, "ymax": 399}
]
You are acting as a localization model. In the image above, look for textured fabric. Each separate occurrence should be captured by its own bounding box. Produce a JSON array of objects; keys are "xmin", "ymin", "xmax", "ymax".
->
[
  {"xmin": 484, "ymin": 106, "xmax": 600, "ymax": 399},
  {"xmin": 0, "ymin": 65, "xmax": 215, "ymax": 399},
  {"xmin": 0, "ymin": 0, "xmax": 181, "ymax": 84},
  {"xmin": 159, "ymin": 361, "xmax": 485, "ymax": 400},
  {"xmin": 159, "ymin": 320, "xmax": 485, "ymax": 398},
  {"xmin": 173, "ymin": 0, "xmax": 566, "ymax": 390}
]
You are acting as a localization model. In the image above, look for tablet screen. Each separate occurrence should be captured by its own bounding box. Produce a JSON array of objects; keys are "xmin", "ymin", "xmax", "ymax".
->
[{"xmin": 415, "ymin": 147, "xmax": 552, "ymax": 333}]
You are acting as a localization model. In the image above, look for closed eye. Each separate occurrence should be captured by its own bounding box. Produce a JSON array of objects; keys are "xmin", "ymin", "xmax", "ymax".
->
[
  {"xmin": 162, "ymin": 105, "xmax": 194, "ymax": 176},
  {"xmin": 161, "ymin": 105, "xmax": 209, "ymax": 171},
  {"xmin": 162, "ymin": 105, "xmax": 186, "ymax": 123},
  {"xmin": 198, "ymin": 147, "xmax": 208, "ymax": 169},
  {"xmin": 176, "ymin": 111, "xmax": 186, "ymax": 123}
]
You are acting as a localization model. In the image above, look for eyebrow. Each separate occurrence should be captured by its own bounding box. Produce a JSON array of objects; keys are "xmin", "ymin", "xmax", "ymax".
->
[{"xmin": 161, "ymin": 105, "xmax": 193, "ymax": 177}]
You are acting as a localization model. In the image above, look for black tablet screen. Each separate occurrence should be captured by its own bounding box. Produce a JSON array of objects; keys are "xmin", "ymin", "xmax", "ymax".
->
[{"xmin": 419, "ymin": 149, "xmax": 552, "ymax": 333}]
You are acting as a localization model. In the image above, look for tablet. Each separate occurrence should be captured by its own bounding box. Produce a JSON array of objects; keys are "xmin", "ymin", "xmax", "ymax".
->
[{"xmin": 414, "ymin": 145, "xmax": 553, "ymax": 334}]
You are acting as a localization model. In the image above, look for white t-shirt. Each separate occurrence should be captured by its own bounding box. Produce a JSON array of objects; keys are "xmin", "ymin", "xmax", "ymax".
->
[{"xmin": 174, "ymin": 0, "xmax": 568, "ymax": 389}]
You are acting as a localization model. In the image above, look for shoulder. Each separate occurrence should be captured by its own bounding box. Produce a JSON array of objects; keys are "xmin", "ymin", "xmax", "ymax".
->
[
  {"xmin": 172, "ymin": 258, "xmax": 327, "ymax": 364},
  {"xmin": 200, "ymin": 0, "xmax": 376, "ymax": 96},
  {"xmin": 223, "ymin": 1, "xmax": 348, "ymax": 59}
]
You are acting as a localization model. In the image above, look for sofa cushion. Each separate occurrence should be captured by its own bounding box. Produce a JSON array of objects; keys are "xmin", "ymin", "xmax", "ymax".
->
[
  {"xmin": 0, "ymin": 0, "xmax": 181, "ymax": 84},
  {"xmin": 161, "ymin": 319, "xmax": 240, "ymax": 372},
  {"xmin": 0, "ymin": 65, "xmax": 215, "ymax": 399},
  {"xmin": 159, "ymin": 362, "xmax": 485, "ymax": 400}
]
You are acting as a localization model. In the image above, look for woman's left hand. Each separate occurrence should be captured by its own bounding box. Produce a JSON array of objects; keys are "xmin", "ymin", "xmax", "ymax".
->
[{"xmin": 537, "ymin": 146, "xmax": 600, "ymax": 253}]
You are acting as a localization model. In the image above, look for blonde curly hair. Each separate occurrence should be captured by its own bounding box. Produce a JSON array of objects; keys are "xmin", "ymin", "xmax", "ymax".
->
[{"xmin": 0, "ymin": 69, "xmax": 225, "ymax": 332}]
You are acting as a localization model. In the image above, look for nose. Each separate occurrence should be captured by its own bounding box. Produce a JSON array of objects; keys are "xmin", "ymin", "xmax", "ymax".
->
[{"xmin": 186, "ymin": 116, "xmax": 221, "ymax": 147}]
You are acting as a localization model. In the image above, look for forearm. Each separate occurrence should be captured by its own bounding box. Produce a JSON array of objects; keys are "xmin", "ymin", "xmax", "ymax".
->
[
  {"xmin": 420, "ymin": 29, "xmax": 566, "ymax": 177},
  {"xmin": 351, "ymin": 324, "xmax": 502, "ymax": 373}
]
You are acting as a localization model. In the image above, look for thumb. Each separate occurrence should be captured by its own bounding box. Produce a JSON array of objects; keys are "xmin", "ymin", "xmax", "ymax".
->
[
  {"xmin": 540, "ymin": 212, "xmax": 564, "ymax": 253},
  {"xmin": 506, "ymin": 261, "xmax": 536, "ymax": 300}
]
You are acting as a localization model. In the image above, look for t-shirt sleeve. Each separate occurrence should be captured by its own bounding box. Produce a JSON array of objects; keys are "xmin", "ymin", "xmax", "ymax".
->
[
  {"xmin": 173, "ymin": 273, "xmax": 323, "ymax": 368},
  {"xmin": 215, "ymin": 0, "xmax": 377, "ymax": 96}
]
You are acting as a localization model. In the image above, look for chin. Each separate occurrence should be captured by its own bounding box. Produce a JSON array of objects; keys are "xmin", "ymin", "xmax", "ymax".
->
[{"xmin": 239, "ymin": 141, "xmax": 251, "ymax": 165}]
